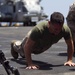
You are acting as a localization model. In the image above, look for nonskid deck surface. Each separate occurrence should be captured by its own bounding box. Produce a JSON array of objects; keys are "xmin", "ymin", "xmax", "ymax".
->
[{"xmin": 0, "ymin": 27, "xmax": 75, "ymax": 75}]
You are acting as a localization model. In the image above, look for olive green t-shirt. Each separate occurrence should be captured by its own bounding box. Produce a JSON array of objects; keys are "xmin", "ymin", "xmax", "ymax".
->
[{"xmin": 28, "ymin": 21, "xmax": 72, "ymax": 54}]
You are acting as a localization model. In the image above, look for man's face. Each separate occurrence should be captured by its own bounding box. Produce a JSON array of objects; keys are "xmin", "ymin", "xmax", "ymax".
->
[{"xmin": 49, "ymin": 23, "xmax": 63, "ymax": 35}]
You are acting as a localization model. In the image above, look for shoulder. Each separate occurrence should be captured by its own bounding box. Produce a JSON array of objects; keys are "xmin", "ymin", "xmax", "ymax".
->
[
  {"xmin": 36, "ymin": 20, "xmax": 48, "ymax": 26},
  {"xmin": 35, "ymin": 20, "xmax": 48, "ymax": 30},
  {"xmin": 28, "ymin": 20, "xmax": 48, "ymax": 35}
]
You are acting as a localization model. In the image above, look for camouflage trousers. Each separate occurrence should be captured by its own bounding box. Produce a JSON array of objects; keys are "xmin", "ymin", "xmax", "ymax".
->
[
  {"xmin": 67, "ymin": 20, "xmax": 75, "ymax": 41},
  {"xmin": 11, "ymin": 37, "xmax": 27, "ymax": 57},
  {"xmin": 67, "ymin": 20, "xmax": 75, "ymax": 50}
]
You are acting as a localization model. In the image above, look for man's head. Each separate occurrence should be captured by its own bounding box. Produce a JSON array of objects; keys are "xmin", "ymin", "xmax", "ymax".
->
[
  {"xmin": 49, "ymin": 12, "xmax": 64, "ymax": 35},
  {"xmin": 50, "ymin": 12, "xmax": 64, "ymax": 24}
]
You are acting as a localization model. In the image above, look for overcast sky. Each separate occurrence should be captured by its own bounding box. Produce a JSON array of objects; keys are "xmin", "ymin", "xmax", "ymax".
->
[{"xmin": 41, "ymin": 0, "xmax": 75, "ymax": 19}]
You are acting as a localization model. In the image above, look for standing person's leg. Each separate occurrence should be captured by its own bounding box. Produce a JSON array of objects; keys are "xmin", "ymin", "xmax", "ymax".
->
[
  {"xmin": 73, "ymin": 34, "xmax": 75, "ymax": 52},
  {"xmin": 67, "ymin": 20, "xmax": 75, "ymax": 52},
  {"xmin": 66, "ymin": 10, "xmax": 75, "ymax": 52}
]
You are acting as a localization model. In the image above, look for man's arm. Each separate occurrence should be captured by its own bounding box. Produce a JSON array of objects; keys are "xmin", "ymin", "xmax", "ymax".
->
[
  {"xmin": 64, "ymin": 38, "xmax": 75, "ymax": 66},
  {"xmin": 24, "ymin": 37, "xmax": 39, "ymax": 69}
]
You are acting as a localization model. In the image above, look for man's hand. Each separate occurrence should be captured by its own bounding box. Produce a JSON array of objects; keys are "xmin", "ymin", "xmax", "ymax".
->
[
  {"xmin": 26, "ymin": 64, "xmax": 39, "ymax": 69},
  {"xmin": 64, "ymin": 61, "xmax": 75, "ymax": 66}
]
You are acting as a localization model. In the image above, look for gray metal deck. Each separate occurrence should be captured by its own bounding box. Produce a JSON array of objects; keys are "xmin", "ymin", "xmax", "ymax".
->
[{"xmin": 0, "ymin": 27, "xmax": 75, "ymax": 75}]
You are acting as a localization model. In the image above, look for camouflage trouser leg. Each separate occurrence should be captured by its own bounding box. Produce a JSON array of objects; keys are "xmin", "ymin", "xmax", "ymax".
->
[
  {"xmin": 73, "ymin": 41, "xmax": 75, "ymax": 52},
  {"xmin": 67, "ymin": 20, "xmax": 75, "ymax": 50},
  {"xmin": 11, "ymin": 40, "xmax": 25, "ymax": 57},
  {"xmin": 21, "ymin": 30, "xmax": 31, "ymax": 53},
  {"xmin": 12, "ymin": 30, "xmax": 31, "ymax": 57},
  {"xmin": 67, "ymin": 21, "xmax": 75, "ymax": 41}
]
